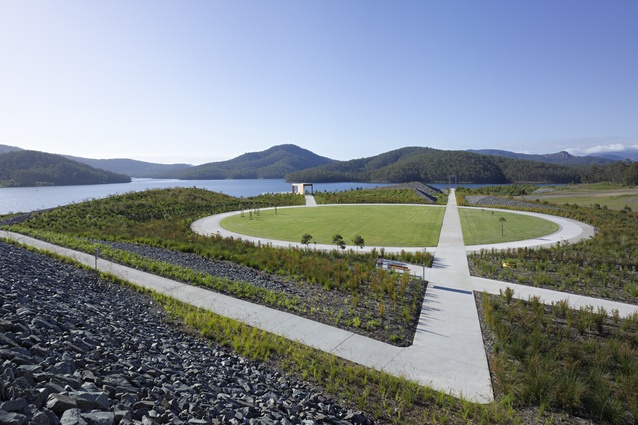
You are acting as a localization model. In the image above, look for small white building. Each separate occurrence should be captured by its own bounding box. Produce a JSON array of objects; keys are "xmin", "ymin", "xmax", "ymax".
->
[{"xmin": 291, "ymin": 183, "xmax": 314, "ymax": 195}]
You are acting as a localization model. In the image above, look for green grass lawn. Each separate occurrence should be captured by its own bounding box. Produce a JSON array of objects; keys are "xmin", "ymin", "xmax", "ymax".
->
[
  {"xmin": 222, "ymin": 205, "xmax": 560, "ymax": 247},
  {"xmin": 221, "ymin": 205, "xmax": 446, "ymax": 247},
  {"xmin": 459, "ymin": 208, "xmax": 559, "ymax": 245}
]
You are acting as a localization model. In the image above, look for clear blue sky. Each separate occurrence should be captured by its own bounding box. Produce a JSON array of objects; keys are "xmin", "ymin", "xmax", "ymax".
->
[{"xmin": 1, "ymin": 0, "xmax": 637, "ymax": 165}]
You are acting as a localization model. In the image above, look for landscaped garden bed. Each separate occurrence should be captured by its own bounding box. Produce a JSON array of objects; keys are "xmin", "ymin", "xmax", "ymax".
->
[{"xmin": 3, "ymin": 187, "xmax": 430, "ymax": 347}]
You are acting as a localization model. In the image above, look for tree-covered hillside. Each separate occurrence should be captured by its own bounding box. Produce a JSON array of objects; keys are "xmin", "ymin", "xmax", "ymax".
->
[
  {"xmin": 467, "ymin": 149, "xmax": 613, "ymax": 165},
  {"xmin": 286, "ymin": 147, "xmax": 582, "ymax": 184},
  {"xmin": 65, "ymin": 156, "xmax": 193, "ymax": 178},
  {"xmin": 156, "ymin": 144, "xmax": 334, "ymax": 179},
  {"xmin": 0, "ymin": 144, "xmax": 23, "ymax": 154},
  {"xmin": 0, "ymin": 150, "xmax": 131, "ymax": 187}
]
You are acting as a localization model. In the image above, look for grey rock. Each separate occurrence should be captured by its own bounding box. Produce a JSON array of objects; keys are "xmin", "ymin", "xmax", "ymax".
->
[
  {"xmin": 45, "ymin": 394, "xmax": 78, "ymax": 415},
  {"xmin": 0, "ymin": 410, "xmax": 27, "ymax": 425},
  {"xmin": 80, "ymin": 411, "xmax": 114, "ymax": 425},
  {"xmin": 70, "ymin": 391, "xmax": 110, "ymax": 411},
  {"xmin": 59, "ymin": 409, "xmax": 87, "ymax": 425},
  {"xmin": 30, "ymin": 410, "xmax": 51, "ymax": 425},
  {"xmin": 49, "ymin": 360, "xmax": 76, "ymax": 376},
  {"xmin": 0, "ymin": 398, "xmax": 27, "ymax": 413},
  {"xmin": 0, "ymin": 240, "xmax": 373, "ymax": 425}
]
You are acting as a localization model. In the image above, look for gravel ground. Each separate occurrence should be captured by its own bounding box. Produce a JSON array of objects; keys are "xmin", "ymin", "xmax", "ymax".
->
[
  {"xmin": 0, "ymin": 240, "xmax": 373, "ymax": 425},
  {"xmin": 90, "ymin": 241, "xmax": 424, "ymax": 348},
  {"xmin": 94, "ymin": 241, "xmax": 307, "ymax": 298}
]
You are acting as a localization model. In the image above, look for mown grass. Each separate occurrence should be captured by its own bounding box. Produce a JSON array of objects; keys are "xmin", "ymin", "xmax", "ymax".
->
[
  {"xmin": 459, "ymin": 208, "xmax": 560, "ymax": 245},
  {"xmin": 221, "ymin": 205, "xmax": 446, "ymax": 247}
]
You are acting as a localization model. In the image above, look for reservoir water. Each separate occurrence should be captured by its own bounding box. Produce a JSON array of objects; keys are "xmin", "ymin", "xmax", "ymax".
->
[{"xmin": 0, "ymin": 179, "xmax": 407, "ymax": 215}]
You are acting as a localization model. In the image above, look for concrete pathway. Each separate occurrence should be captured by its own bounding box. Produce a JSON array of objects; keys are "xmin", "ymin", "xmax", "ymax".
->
[
  {"xmin": 0, "ymin": 228, "xmax": 491, "ymax": 402},
  {"xmin": 4, "ymin": 190, "xmax": 636, "ymax": 404},
  {"xmin": 304, "ymin": 194, "xmax": 318, "ymax": 207},
  {"xmin": 473, "ymin": 276, "xmax": 638, "ymax": 317},
  {"xmin": 406, "ymin": 189, "xmax": 493, "ymax": 402}
]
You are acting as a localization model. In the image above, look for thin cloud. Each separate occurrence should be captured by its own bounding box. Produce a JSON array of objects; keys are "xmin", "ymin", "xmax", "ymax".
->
[{"xmin": 566, "ymin": 142, "xmax": 638, "ymax": 156}]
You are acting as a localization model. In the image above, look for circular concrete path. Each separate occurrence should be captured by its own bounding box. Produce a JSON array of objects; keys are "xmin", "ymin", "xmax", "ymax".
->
[{"xmin": 191, "ymin": 204, "xmax": 596, "ymax": 254}]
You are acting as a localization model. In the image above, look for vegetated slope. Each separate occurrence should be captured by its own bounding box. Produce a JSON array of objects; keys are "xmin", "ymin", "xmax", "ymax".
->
[
  {"xmin": 286, "ymin": 147, "xmax": 582, "ymax": 184},
  {"xmin": 156, "ymin": 144, "xmax": 335, "ymax": 179},
  {"xmin": 0, "ymin": 150, "xmax": 131, "ymax": 187},
  {"xmin": 468, "ymin": 149, "xmax": 614, "ymax": 165},
  {"xmin": 65, "ymin": 155, "xmax": 193, "ymax": 178}
]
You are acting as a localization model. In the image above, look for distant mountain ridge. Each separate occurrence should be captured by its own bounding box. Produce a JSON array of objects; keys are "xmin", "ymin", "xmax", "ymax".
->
[
  {"xmin": 65, "ymin": 156, "xmax": 193, "ymax": 178},
  {"xmin": 0, "ymin": 150, "xmax": 131, "ymax": 187},
  {"xmin": 156, "ymin": 144, "xmax": 335, "ymax": 180},
  {"xmin": 3, "ymin": 143, "xmax": 637, "ymax": 186},
  {"xmin": 467, "ymin": 149, "xmax": 614, "ymax": 165},
  {"xmin": 587, "ymin": 149, "xmax": 638, "ymax": 162},
  {"xmin": 286, "ymin": 146, "xmax": 583, "ymax": 184}
]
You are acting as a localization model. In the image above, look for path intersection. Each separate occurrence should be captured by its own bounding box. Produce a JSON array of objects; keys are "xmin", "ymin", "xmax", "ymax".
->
[{"xmin": 3, "ymin": 190, "xmax": 637, "ymax": 404}]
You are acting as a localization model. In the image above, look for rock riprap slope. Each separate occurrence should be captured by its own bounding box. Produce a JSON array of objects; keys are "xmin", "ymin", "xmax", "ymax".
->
[{"xmin": 0, "ymin": 241, "xmax": 371, "ymax": 425}]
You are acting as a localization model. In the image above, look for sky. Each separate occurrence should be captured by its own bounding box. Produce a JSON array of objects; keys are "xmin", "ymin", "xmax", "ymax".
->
[{"xmin": 1, "ymin": 1, "xmax": 637, "ymax": 165}]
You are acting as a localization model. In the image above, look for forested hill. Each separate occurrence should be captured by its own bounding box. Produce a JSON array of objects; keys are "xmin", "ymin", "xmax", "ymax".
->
[
  {"xmin": 467, "ymin": 149, "xmax": 613, "ymax": 165},
  {"xmin": 285, "ymin": 147, "xmax": 582, "ymax": 184},
  {"xmin": 156, "ymin": 144, "xmax": 335, "ymax": 179},
  {"xmin": 65, "ymin": 156, "xmax": 193, "ymax": 178},
  {"xmin": 0, "ymin": 150, "xmax": 131, "ymax": 187},
  {"xmin": 0, "ymin": 144, "xmax": 23, "ymax": 154}
]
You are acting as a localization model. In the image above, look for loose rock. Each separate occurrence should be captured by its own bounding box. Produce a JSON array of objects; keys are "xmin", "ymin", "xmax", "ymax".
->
[{"xmin": 0, "ymin": 240, "xmax": 373, "ymax": 424}]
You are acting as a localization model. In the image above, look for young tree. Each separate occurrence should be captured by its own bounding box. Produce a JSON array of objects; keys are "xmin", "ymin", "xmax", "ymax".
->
[
  {"xmin": 332, "ymin": 234, "xmax": 346, "ymax": 250},
  {"xmin": 352, "ymin": 235, "xmax": 365, "ymax": 252},
  {"xmin": 301, "ymin": 233, "xmax": 313, "ymax": 248},
  {"xmin": 499, "ymin": 216, "xmax": 506, "ymax": 236}
]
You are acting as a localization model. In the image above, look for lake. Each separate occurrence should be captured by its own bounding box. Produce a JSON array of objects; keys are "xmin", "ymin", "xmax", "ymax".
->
[
  {"xmin": 0, "ymin": 179, "xmax": 414, "ymax": 215},
  {"xmin": 0, "ymin": 179, "xmax": 533, "ymax": 215}
]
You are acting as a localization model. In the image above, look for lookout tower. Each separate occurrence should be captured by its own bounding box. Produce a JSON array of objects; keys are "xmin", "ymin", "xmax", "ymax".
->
[{"xmin": 291, "ymin": 183, "xmax": 314, "ymax": 195}]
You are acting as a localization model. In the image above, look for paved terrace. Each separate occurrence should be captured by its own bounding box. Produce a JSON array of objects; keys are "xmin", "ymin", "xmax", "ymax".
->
[{"xmin": 3, "ymin": 191, "xmax": 637, "ymax": 404}]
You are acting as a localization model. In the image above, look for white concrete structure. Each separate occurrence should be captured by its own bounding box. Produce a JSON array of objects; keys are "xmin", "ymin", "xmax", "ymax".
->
[{"xmin": 291, "ymin": 183, "xmax": 313, "ymax": 195}]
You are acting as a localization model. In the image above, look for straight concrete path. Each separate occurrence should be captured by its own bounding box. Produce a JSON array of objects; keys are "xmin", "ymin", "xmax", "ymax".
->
[
  {"xmin": 413, "ymin": 189, "xmax": 493, "ymax": 401},
  {"xmin": 472, "ymin": 276, "xmax": 638, "ymax": 317}
]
